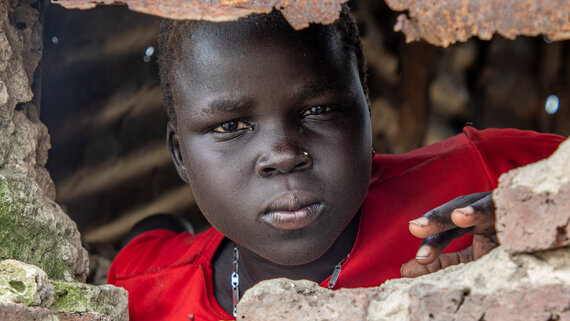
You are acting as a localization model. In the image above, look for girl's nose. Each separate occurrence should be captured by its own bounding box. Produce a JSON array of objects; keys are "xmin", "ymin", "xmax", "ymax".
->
[{"xmin": 256, "ymin": 143, "xmax": 313, "ymax": 177}]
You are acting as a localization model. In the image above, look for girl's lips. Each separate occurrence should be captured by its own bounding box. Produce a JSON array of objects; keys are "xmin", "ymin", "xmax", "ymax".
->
[{"xmin": 260, "ymin": 203, "xmax": 324, "ymax": 231}]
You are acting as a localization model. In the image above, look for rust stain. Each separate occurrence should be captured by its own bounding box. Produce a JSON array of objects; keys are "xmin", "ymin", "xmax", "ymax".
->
[
  {"xmin": 384, "ymin": 0, "xmax": 570, "ymax": 47},
  {"xmin": 51, "ymin": 0, "xmax": 348, "ymax": 30}
]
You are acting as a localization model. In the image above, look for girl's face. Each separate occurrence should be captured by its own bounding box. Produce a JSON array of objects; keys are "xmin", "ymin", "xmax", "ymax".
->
[{"xmin": 169, "ymin": 21, "xmax": 372, "ymax": 265}]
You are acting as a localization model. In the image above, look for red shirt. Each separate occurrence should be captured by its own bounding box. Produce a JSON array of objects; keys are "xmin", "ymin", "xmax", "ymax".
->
[{"xmin": 108, "ymin": 127, "xmax": 564, "ymax": 321}]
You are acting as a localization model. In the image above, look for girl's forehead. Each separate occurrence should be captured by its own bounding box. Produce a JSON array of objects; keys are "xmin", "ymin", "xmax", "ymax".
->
[
  {"xmin": 174, "ymin": 23, "xmax": 352, "ymax": 97},
  {"xmin": 179, "ymin": 18, "xmax": 344, "ymax": 64},
  {"xmin": 169, "ymin": 18, "xmax": 361, "ymax": 122}
]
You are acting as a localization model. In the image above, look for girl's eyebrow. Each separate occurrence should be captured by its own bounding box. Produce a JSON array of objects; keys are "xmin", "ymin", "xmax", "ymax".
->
[
  {"xmin": 199, "ymin": 79, "xmax": 339, "ymax": 116},
  {"xmin": 295, "ymin": 79, "xmax": 338, "ymax": 101},
  {"xmin": 201, "ymin": 96, "xmax": 254, "ymax": 115}
]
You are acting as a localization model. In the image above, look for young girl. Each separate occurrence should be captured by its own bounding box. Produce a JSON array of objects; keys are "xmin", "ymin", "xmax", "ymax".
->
[{"xmin": 107, "ymin": 6, "xmax": 564, "ymax": 321}]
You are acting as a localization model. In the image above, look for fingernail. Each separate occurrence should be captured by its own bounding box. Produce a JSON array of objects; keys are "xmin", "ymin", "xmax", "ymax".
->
[
  {"xmin": 415, "ymin": 245, "xmax": 431, "ymax": 259},
  {"xmin": 455, "ymin": 207, "xmax": 474, "ymax": 216},
  {"xmin": 409, "ymin": 217, "xmax": 429, "ymax": 227},
  {"xmin": 400, "ymin": 264, "xmax": 405, "ymax": 276}
]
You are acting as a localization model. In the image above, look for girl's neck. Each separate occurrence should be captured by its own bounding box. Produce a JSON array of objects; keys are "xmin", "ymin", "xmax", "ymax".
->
[
  {"xmin": 239, "ymin": 212, "xmax": 359, "ymax": 284},
  {"xmin": 212, "ymin": 212, "xmax": 360, "ymax": 314}
]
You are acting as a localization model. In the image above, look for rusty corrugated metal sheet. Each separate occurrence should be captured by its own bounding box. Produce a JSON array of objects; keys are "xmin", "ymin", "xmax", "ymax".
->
[
  {"xmin": 385, "ymin": 0, "xmax": 570, "ymax": 47},
  {"xmin": 51, "ymin": 0, "xmax": 348, "ymax": 30},
  {"xmin": 51, "ymin": 0, "xmax": 570, "ymax": 46}
]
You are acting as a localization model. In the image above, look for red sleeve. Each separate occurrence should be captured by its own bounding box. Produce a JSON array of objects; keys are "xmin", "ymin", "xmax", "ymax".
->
[
  {"xmin": 343, "ymin": 127, "xmax": 565, "ymax": 287},
  {"xmin": 462, "ymin": 127, "xmax": 565, "ymax": 185},
  {"xmin": 107, "ymin": 228, "xmax": 228, "ymax": 321},
  {"xmin": 107, "ymin": 230, "xmax": 199, "ymax": 284},
  {"xmin": 444, "ymin": 127, "xmax": 564, "ymax": 253},
  {"xmin": 107, "ymin": 229, "xmax": 179, "ymax": 284}
]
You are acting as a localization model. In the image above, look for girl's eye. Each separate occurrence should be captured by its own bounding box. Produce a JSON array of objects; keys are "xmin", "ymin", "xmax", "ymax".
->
[
  {"xmin": 302, "ymin": 105, "xmax": 332, "ymax": 116},
  {"xmin": 213, "ymin": 120, "xmax": 253, "ymax": 133}
]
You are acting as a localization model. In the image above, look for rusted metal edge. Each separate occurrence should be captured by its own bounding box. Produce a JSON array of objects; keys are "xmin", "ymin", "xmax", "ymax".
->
[
  {"xmin": 51, "ymin": 0, "xmax": 570, "ymax": 46},
  {"xmin": 51, "ymin": 0, "xmax": 349, "ymax": 30},
  {"xmin": 384, "ymin": 0, "xmax": 570, "ymax": 47}
]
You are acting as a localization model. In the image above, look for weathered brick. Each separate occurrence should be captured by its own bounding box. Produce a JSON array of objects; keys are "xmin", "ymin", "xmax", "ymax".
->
[{"xmin": 495, "ymin": 138, "xmax": 570, "ymax": 253}]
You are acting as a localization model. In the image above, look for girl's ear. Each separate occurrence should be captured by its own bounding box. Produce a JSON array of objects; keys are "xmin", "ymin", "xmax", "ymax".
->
[{"xmin": 167, "ymin": 121, "xmax": 189, "ymax": 183}]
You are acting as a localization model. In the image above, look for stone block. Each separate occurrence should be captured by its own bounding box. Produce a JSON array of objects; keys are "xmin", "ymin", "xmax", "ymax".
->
[
  {"xmin": 481, "ymin": 284, "xmax": 570, "ymax": 321},
  {"xmin": 0, "ymin": 302, "xmax": 56, "ymax": 321},
  {"xmin": 0, "ymin": 175, "xmax": 89, "ymax": 281},
  {"xmin": 408, "ymin": 283, "xmax": 570, "ymax": 321},
  {"xmin": 0, "ymin": 260, "xmax": 128, "ymax": 321},
  {"xmin": 57, "ymin": 311, "xmax": 113, "ymax": 321},
  {"xmin": 236, "ymin": 278, "xmax": 374, "ymax": 321},
  {"xmin": 51, "ymin": 281, "xmax": 128, "ymax": 320},
  {"xmin": 0, "ymin": 260, "xmax": 55, "ymax": 307},
  {"xmin": 238, "ymin": 245, "xmax": 570, "ymax": 320},
  {"xmin": 0, "ymin": 302, "xmax": 115, "ymax": 321},
  {"xmin": 0, "ymin": 0, "xmax": 88, "ymax": 283},
  {"xmin": 0, "ymin": 1, "xmax": 128, "ymax": 320},
  {"xmin": 494, "ymin": 138, "xmax": 570, "ymax": 253}
]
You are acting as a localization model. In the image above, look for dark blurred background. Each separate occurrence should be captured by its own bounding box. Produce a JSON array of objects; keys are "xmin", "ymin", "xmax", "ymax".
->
[{"xmin": 39, "ymin": 1, "xmax": 570, "ymax": 284}]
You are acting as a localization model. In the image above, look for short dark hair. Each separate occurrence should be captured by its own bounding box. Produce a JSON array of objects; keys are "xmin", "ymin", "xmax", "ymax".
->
[{"xmin": 158, "ymin": 5, "xmax": 367, "ymax": 126}]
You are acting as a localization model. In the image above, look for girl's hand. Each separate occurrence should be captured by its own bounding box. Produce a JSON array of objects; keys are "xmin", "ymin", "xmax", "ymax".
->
[{"xmin": 400, "ymin": 192, "xmax": 499, "ymax": 277}]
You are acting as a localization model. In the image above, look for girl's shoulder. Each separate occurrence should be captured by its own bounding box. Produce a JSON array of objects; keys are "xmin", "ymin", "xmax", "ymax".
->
[
  {"xmin": 370, "ymin": 127, "xmax": 564, "ymax": 187},
  {"xmin": 108, "ymin": 227, "xmax": 224, "ymax": 282}
]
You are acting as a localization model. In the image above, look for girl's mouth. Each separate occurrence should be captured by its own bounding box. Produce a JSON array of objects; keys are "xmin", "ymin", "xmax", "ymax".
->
[{"xmin": 260, "ymin": 202, "xmax": 324, "ymax": 230}]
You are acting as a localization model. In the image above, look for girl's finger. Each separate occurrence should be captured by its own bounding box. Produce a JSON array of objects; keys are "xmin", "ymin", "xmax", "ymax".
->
[
  {"xmin": 401, "ymin": 247, "xmax": 473, "ymax": 278},
  {"xmin": 409, "ymin": 192, "xmax": 491, "ymax": 238},
  {"xmin": 451, "ymin": 193, "xmax": 495, "ymax": 234},
  {"xmin": 414, "ymin": 227, "xmax": 470, "ymax": 265},
  {"xmin": 472, "ymin": 234, "xmax": 499, "ymax": 259}
]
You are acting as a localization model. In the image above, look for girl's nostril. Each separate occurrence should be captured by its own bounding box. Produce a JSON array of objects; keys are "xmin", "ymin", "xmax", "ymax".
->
[
  {"xmin": 257, "ymin": 148, "xmax": 312, "ymax": 176},
  {"xmin": 295, "ymin": 160, "xmax": 309, "ymax": 169}
]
